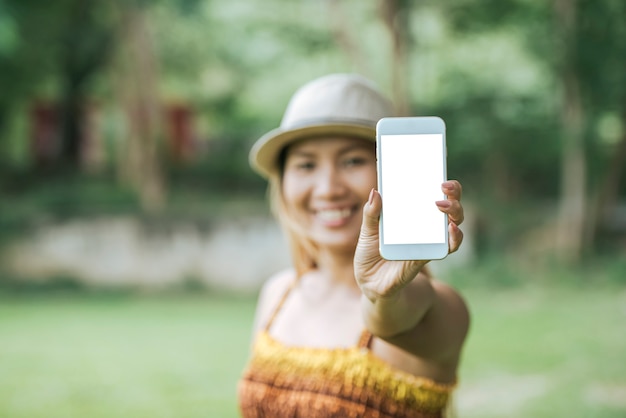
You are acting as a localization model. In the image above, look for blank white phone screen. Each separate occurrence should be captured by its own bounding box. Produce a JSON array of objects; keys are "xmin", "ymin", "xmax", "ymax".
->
[{"xmin": 380, "ymin": 134, "xmax": 446, "ymax": 245}]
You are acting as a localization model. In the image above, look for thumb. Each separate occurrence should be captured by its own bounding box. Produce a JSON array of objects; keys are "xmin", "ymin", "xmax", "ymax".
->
[{"xmin": 361, "ymin": 188, "xmax": 382, "ymax": 237}]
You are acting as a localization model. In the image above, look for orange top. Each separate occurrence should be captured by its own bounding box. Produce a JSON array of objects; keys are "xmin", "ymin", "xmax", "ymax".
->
[{"xmin": 238, "ymin": 281, "xmax": 456, "ymax": 418}]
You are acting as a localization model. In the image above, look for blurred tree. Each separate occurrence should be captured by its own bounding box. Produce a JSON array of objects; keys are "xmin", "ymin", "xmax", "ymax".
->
[
  {"xmin": 578, "ymin": 0, "xmax": 626, "ymax": 251},
  {"xmin": 112, "ymin": 1, "xmax": 166, "ymax": 212},
  {"xmin": 0, "ymin": 0, "xmax": 119, "ymax": 169},
  {"xmin": 426, "ymin": 0, "xmax": 560, "ymax": 253},
  {"xmin": 429, "ymin": 0, "xmax": 625, "ymax": 259},
  {"xmin": 56, "ymin": 0, "xmax": 117, "ymax": 169},
  {"xmin": 553, "ymin": 0, "xmax": 587, "ymax": 263},
  {"xmin": 378, "ymin": 0, "xmax": 412, "ymax": 116},
  {"xmin": 327, "ymin": 0, "xmax": 367, "ymax": 73},
  {"xmin": 0, "ymin": 0, "xmax": 59, "ymax": 164},
  {"xmin": 551, "ymin": 0, "xmax": 626, "ymax": 260},
  {"xmin": 325, "ymin": 0, "xmax": 413, "ymax": 115}
]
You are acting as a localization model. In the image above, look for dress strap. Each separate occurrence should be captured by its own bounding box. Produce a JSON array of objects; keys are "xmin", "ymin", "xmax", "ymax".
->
[
  {"xmin": 263, "ymin": 278, "xmax": 298, "ymax": 332},
  {"xmin": 357, "ymin": 329, "xmax": 374, "ymax": 350}
]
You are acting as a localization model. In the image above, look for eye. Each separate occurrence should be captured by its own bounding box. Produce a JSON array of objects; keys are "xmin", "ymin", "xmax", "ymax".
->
[
  {"xmin": 286, "ymin": 158, "xmax": 315, "ymax": 172},
  {"xmin": 297, "ymin": 161, "xmax": 315, "ymax": 170},
  {"xmin": 342, "ymin": 155, "xmax": 368, "ymax": 168}
]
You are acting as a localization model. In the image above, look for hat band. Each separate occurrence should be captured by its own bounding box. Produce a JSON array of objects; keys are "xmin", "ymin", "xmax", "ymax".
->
[{"xmin": 282, "ymin": 117, "xmax": 377, "ymax": 131}]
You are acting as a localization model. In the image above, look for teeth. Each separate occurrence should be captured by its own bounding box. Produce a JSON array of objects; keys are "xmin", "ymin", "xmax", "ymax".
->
[{"xmin": 317, "ymin": 209, "xmax": 352, "ymax": 221}]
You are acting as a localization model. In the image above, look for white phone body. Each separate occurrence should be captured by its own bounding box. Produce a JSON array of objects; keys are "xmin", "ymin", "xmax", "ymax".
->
[{"xmin": 376, "ymin": 116, "xmax": 449, "ymax": 260}]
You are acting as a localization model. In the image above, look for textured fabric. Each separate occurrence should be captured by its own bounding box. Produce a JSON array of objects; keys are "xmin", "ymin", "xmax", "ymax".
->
[{"xmin": 238, "ymin": 331, "xmax": 455, "ymax": 417}]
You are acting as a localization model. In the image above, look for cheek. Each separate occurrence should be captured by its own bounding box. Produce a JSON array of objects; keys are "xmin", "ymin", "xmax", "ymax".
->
[
  {"xmin": 281, "ymin": 177, "xmax": 306, "ymax": 208},
  {"xmin": 352, "ymin": 169, "xmax": 377, "ymax": 194}
]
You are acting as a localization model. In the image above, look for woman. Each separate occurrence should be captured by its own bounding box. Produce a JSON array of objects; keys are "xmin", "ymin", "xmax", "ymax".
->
[{"xmin": 238, "ymin": 73, "xmax": 469, "ymax": 418}]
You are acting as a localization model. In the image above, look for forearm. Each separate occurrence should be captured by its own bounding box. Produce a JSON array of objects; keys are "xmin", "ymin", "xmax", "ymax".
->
[{"xmin": 360, "ymin": 274, "xmax": 435, "ymax": 338}]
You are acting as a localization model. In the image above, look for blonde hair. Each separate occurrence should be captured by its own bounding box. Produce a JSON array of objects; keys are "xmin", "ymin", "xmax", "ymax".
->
[{"xmin": 268, "ymin": 172, "xmax": 318, "ymax": 278}]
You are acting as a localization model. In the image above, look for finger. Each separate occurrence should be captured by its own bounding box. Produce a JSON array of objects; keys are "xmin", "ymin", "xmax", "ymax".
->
[
  {"xmin": 448, "ymin": 222, "xmax": 464, "ymax": 254},
  {"xmin": 442, "ymin": 180, "xmax": 462, "ymax": 201},
  {"xmin": 435, "ymin": 199, "xmax": 465, "ymax": 226},
  {"xmin": 361, "ymin": 188, "xmax": 382, "ymax": 237}
]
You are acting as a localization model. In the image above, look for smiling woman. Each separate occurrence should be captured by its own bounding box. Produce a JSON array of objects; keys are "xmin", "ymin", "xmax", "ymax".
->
[{"xmin": 238, "ymin": 73, "xmax": 469, "ymax": 417}]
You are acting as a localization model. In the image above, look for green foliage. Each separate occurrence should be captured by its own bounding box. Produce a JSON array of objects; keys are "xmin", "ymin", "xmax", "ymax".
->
[
  {"xmin": 0, "ymin": 272, "xmax": 85, "ymax": 294},
  {"xmin": 0, "ymin": 3, "xmax": 18, "ymax": 57},
  {"xmin": 576, "ymin": 0, "xmax": 626, "ymax": 108},
  {"xmin": 0, "ymin": 169, "xmax": 140, "ymax": 245}
]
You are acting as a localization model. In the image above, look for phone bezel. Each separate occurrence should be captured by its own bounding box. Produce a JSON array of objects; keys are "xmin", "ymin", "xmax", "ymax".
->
[{"xmin": 376, "ymin": 116, "xmax": 449, "ymax": 261}]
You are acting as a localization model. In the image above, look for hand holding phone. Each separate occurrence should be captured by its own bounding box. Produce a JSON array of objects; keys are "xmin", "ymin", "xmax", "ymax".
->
[{"xmin": 376, "ymin": 116, "xmax": 449, "ymax": 260}]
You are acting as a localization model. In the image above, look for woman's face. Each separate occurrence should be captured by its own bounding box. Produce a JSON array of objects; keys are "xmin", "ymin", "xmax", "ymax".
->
[{"xmin": 281, "ymin": 136, "xmax": 376, "ymax": 252}]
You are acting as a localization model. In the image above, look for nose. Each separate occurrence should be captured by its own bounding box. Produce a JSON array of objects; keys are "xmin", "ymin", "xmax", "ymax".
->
[{"xmin": 313, "ymin": 164, "xmax": 346, "ymax": 199}]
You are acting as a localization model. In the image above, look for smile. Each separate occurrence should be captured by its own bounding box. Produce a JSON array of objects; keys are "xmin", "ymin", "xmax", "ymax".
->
[{"xmin": 316, "ymin": 208, "xmax": 354, "ymax": 223}]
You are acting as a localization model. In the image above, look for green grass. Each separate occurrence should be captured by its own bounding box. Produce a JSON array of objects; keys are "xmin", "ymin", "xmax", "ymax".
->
[
  {"xmin": 0, "ymin": 293, "xmax": 256, "ymax": 418},
  {"xmin": 457, "ymin": 285, "xmax": 626, "ymax": 417},
  {"xmin": 0, "ymin": 286, "xmax": 625, "ymax": 418}
]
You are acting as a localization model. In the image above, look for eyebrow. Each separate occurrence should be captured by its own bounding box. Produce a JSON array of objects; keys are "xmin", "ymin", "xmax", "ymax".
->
[{"xmin": 289, "ymin": 143, "xmax": 373, "ymax": 158}]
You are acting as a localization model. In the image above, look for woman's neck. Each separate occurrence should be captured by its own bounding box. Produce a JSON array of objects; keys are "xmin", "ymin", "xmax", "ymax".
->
[{"xmin": 314, "ymin": 247, "xmax": 360, "ymax": 289}]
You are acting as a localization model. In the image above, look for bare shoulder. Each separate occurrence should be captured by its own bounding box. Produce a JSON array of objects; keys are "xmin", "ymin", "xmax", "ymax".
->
[{"xmin": 251, "ymin": 269, "xmax": 296, "ymax": 335}]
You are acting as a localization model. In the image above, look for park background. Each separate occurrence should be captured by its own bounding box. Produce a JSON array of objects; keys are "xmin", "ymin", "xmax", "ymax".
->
[{"xmin": 0, "ymin": 0, "xmax": 625, "ymax": 417}]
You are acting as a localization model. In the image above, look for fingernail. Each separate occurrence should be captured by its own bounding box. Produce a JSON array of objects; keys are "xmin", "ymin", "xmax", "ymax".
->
[
  {"xmin": 442, "ymin": 181, "xmax": 454, "ymax": 190},
  {"xmin": 436, "ymin": 200, "xmax": 450, "ymax": 209},
  {"xmin": 368, "ymin": 189, "xmax": 375, "ymax": 205}
]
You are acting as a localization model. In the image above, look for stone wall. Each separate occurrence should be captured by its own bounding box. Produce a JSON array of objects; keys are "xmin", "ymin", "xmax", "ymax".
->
[{"xmin": 2, "ymin": 216, "xmax": 291, "ymax": 293}]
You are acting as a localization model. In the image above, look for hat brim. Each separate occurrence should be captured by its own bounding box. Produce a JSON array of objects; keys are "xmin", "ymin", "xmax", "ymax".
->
[{"xmin": 249, "ymin": 122, "xmax": 376, "ymax": 178}]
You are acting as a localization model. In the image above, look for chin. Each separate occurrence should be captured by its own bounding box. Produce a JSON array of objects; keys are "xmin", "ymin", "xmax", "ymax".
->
[{"xmin": 312, "ymin": 234, "xmax": 359, "ymax": 253}]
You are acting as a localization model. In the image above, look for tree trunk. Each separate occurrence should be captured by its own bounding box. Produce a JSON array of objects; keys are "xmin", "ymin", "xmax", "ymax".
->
[
  {"xmin": 113, "ymin": 4, "xmax": 166, "ymax": 212},
  {"xmin": 326, "ymin": 0, "xmax": 366, "ymax": 74},
  {"xmin": 58, "ymin": 0, "xmax": 113, "ymax": 169},
  {"xmin": 58, "ymin": 82, "xmax": 83, "ymax": 168},
  {"xmin": 554, "ymin": 0, "xmax": 587, "ymax": 263},
  {"xmin": 378, "ymin": 0, "xmax": 412, "ymax": 116},
  {"xmin": 589, "ymin": 107, "xmax": 626, "ymax": 245}
]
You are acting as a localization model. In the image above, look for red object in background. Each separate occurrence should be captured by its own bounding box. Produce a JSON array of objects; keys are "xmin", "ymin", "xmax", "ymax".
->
[
  {"xmin": 30, "ymin": 101, "xmax": 197, "ymax": 167},
  {"xmin": 166, "ymin": 104, "xmax": 195, "ymax": 161},
  {"xmin": 30, "ymin": 102, "xmax": 60, "ymax": 165}
]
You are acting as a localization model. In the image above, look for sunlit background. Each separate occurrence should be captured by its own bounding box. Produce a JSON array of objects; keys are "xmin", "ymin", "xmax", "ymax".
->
[{"xmin": 0, "ymin": 1, "xmax": 625, "ymax": 417}]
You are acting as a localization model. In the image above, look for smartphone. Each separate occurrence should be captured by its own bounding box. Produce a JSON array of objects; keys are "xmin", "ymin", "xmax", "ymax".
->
[{"xmin": 376, "ymin": 116, "xmax": 448, "ymax": 260}]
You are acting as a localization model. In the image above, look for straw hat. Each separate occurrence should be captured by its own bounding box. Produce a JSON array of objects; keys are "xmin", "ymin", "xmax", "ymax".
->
[{"xmin": 249, "ymin": 73, "xmax": 394, "ymax": 178}]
